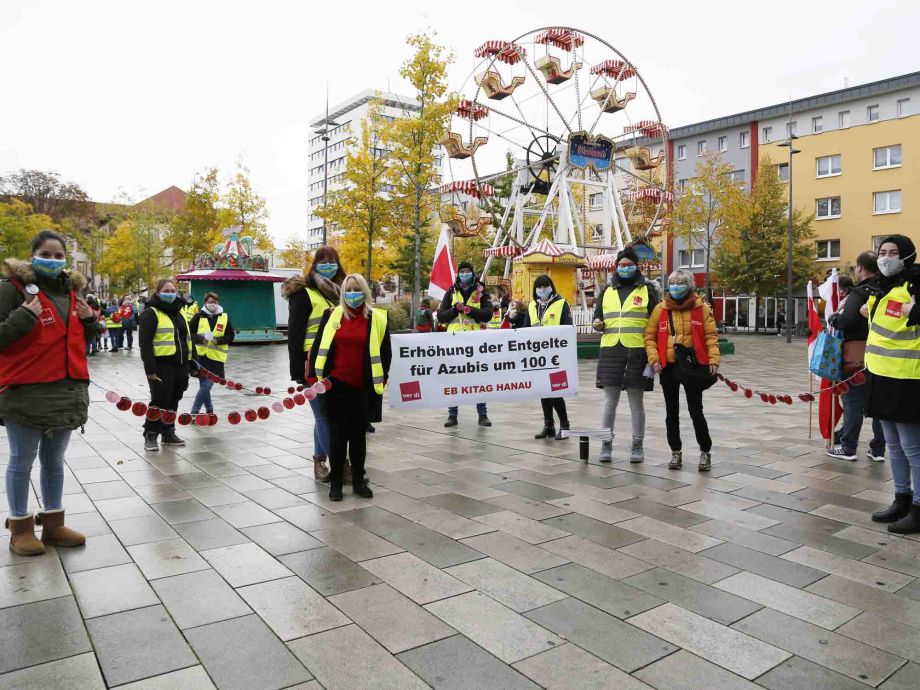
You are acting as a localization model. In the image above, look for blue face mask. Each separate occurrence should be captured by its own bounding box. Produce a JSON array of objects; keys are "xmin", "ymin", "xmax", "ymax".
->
[
  {"xmin": 344, "ymin": 291, "xmax": 365, "ymax": 308},
  {"xmin": 159, "ymin": 292, "xmax": 177, "ymax": 304},
  {"xmin": 536, "ymin": 287, "xmax": 553, "ymax": 301},
  {"xmin": 316, "ymin": 262, "xmax": 338, "ymax": 278},
  {"xmin": 32, "ymin": 257, "xmax": 66, "ymax": 278},
  {"xmin": 458, "ymin": 272, "xmax": 474, "ymax": 286},
  {"xmin": 668, "ymin": 284, "xmax": 691, "ymax": 300},
  {"xmin": 616, "ymin": 265, "xmax": 637, "ymax": 279}
]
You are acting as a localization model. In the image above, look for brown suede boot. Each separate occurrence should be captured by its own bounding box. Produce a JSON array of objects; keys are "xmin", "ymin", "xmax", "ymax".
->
[
  {"xmin": 313, "ymin": 456, "xmax": 331, "ymax": 483},
  {"xmin": 6, "ymin": 515, "xmax": 46, "ymax": 556},
  {"xmin": 36, "ymin": 509, "xmax": 85, "ymax": 547}
]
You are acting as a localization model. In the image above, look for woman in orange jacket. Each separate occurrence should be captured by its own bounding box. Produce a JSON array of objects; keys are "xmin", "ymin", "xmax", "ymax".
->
[{"xmin": 644, "ymin": 269, "xmax": 720, "ymax": 472}]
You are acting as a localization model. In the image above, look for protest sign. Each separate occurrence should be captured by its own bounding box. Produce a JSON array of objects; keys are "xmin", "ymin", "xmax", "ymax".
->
[{"xmin": 388, "ymin": 325, "xmax": 578, "ymax": 409}]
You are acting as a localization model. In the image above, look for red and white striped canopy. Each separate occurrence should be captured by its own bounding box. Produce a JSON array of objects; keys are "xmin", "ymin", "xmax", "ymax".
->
[
  {"xmin": 585, "ymin": 254, "xmax": 619, "ymax": 269},
  {"xmin": 623, "ymin": 187, "xmax": 673, "ymax": 203},
  {"xmin": 623, "ymin": 120, "xmax": 668, "ymax": 137},
  {"xmin": 535, "ymin": 28, "xmax": 584, "ymax": 50},
  {"xmin": 474, "ymin": 41, "xmax": 526, "ymax": 65},
  {"xmin": 483, "ymin": 245, "xmax": 524, "ymax": 258},
  {"xmin": 439, "ymin": 181, "xmax": 494, "ymax": 198},
  {"xmin": 456, "ymin": 99, "xmax": 489, "ymax": 122},
  {"xmin": 591, "ymin": 60, "xmax": 636, "ymax": 80},
  {"xmin": 524, "ymin": 238, "xmax": 565, "ymax": 257}
]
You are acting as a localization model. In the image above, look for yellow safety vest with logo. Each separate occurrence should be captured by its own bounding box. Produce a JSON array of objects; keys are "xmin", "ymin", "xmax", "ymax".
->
[
  {"xmin": 314, "ymin": 306, "xmax": 388, "ymax": 394},
  {"xmin": 152, "ymin": 308, "xmax": 191, "ymax": 358},
  {"xmin": 448, "ymin": 289, "xmax": 482, "ymax": 332},
  {"xmin": 865, "ymin": 282, "xmax": 920, "ymax": 379},
  {"xmin": 303, "ymin": 287, "xmax": 336, "ymax": 354},
  {"xmin": 528, "ymin": 298, "xmax": 566, "ymax": 327},
  {"xmin": 486, "ymin": 311, "xmax": 504, "ymax": 329},
  {"xmin": 105, "ymin": 314, "xmax": 122, "ymax": 330},
  {"xmin": 195, "ymin": 313, "xmax": 230, "ymax": 363},
  {"xmin": 180, "ymin": 302, "xmax": 198, "ymax": 323},
  {"xmin": 601, "ymin": 285, "xmax": 649, "ymax": 348}
]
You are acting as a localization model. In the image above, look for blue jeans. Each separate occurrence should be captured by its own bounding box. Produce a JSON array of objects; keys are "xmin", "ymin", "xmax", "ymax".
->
[
  {"xmin": 448, "ymin": 403, "xmax": 488, "ymax": 417},
  {"xmin": 881, "ymin": 420, "xmax": 920, "ymax": 505},
  {"xmin": 190, "ymin": 376, "xmax": 214, "ymax": 414},
  {"xmin": 839, "ymin": 380, "xmax": 885, "ymax": 455},
  {"xmin": 309, "ymin": 396, "xmax": 330, "ymax": 459},
  {"xmin": 4, "ymin": 420, "xmax": 70, "ymax": 517}
]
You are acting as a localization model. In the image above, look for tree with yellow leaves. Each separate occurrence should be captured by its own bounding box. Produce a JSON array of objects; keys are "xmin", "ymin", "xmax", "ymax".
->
[
  {"xmin": 277, "ymin": 236, "xmax": 312, "ymax": 270},
  {"xmin": 97, "ymin": 215, "xmax": 163, "ymax": 293},
  {"xmin": 0, "ymin": 200, "xmax": 57, "ymax": 260},
  {"xmin": 224, "ymin": 161, "xmax": 273, "ymax": 252},
  {"xmin": 162, "ymin": 168, "xmax": 225, "ymax": 271}
]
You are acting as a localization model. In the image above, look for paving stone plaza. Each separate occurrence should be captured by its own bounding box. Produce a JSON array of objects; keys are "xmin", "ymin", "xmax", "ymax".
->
[{"xmin": 2, "ymin": 335, "xmax": 919, "ymax": 689}]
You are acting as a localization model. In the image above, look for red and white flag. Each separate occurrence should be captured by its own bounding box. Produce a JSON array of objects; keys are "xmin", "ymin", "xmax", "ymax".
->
[
  {"xmin": 808, "ymin": 279, "xmax": 842, "ymax": 440},
  {"xmin": 817, "ymin": 268, "xmax": 840, "ymax": 328},
  {"xmin": 428, "ymin": 226, "xmax": 456, "ymax": 301},
  {"xmin": 806, "ymin": 281, "xmax": 823, "ymax": 363}
]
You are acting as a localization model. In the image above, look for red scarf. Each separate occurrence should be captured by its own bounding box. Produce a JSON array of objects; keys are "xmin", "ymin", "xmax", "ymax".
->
[{"xmin": 657, "ymin": 305, "xmax": 710, "ymax": 368}]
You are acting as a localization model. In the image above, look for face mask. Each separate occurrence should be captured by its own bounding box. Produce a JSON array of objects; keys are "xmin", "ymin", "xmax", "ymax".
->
[
  {"xmin": 669, "ymin": 284, "xmax": 691, "ymax": 300},
  {"xmin": 159, "ymin": 292, "xmax": 177, "ymax": 304},
  {"xmin": 124, "ymin": 298, "xmax": 133, "ymax": 305},
  {"xmin": 316, "ymin": 262, "xmax": 338, "ymax": 278},
  {"xmin": 878, "ymin": 252, "xmax": 915, "ymax": 277},
  {"xmin": 616, "ymin": 265, "xmax": 637, "ymax": 279},
  {"xmin": 344, "ymin": 291, "xmax": 365, "ymax": 308},
  {"xmin": 536, "ymin": 287, "xmax": 553, "ymax": 301},
  {"xmin": 459, "ymin": 272, "xmax": 474, "ymax": 286},
  {"xmin": 32, "ymin": 257, "xmax": 66, "ymax": 278},
  {"xmin": 206, "ymin": 303, "xmax": 219, "ymax": 313}
]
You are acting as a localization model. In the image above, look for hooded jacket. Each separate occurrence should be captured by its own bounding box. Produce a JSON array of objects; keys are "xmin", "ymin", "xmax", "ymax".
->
[
  {"xmin": 436, "ymin": 262, "xmax": 493, "ymax": 326},
  {"xmin": 522, "ymin": 277, "xmax": 573, "ymax": 327},
  {"xmin": 644, "ymin": 293, "xmax": 720, "ymax": 367},
  {"xmin": 0, "ymin": 258, "xmax": 97, "ymax": 430},
  {"xmin": 283, "ymin": 272, "xmax": 340, "ymax": 383}
]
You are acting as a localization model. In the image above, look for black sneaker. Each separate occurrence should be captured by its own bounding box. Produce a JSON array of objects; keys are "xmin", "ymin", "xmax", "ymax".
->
[
  {"xmin": 366, "ymin": 423, "xmax": 376, "ymax": 433},
  {"xmin": 867, "ymin": 449, "xmax": 886, "ymax": 462},
  {"xmin": 329, "ymin": 485, "xmax": 343, "ymax": 502},
  {"xmin": 444, "ymin": 416, "xmax": 458, "ymax": 428},
  {"xmin": 161, "ymin": 431, "xmax": 186, "ymax": 447},
  {"xmin": 478, "ymin": 415, "xmax": 492, "ymax": 427},
  {"xmin": 353, "ymin": 482, "xmax": 374, "ymax": 499},
  {"xmin": 826, "ymin": 447, "xmax": 857, "ymax": 461},
  {"xmin": 144, "ymin": 433, "xmax": 159, "ymax": 452}
]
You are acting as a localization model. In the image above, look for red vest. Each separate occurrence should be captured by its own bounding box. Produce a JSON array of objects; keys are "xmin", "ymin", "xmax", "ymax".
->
[
  {"xmin": 0, "ymin": 284, "xmax": 90, "ymax": 385},
  {"xmin": 657, "ymin": 306, "xmax": 710, "ymax": 368}
]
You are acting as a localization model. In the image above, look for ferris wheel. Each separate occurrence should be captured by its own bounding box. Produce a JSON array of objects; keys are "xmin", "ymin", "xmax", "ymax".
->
[{"xmin": 439, "ymin": 26, "xmax": 671, "ymax": 274}]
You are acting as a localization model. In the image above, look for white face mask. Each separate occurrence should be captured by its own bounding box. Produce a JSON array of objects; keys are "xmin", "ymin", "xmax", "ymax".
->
[
  {"xmin": 205, "ymin": 303, "xmax": 219, "ymax": 313},
  {"xmin": 878, "ymin": 252, "xmax": 915, "ymax": 277}
]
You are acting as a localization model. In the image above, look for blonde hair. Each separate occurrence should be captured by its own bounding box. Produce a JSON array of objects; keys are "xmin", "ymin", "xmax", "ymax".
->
[
  {"xmin": 668, "ymin": 269, "xmax": 695, "ymax": 287},
  {"xmin": 340, "ymin": 273, "xmax": 373, "ymax": 318}
]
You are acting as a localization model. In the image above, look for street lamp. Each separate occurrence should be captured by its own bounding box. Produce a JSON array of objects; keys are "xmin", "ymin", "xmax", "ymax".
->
[
  {"xmin": 314, "ymin": 96, "xmax": 340, "ymax": 247},
  {"xmin": 778, "ymin": 135, "xmax": 801, "ymax": 344}
]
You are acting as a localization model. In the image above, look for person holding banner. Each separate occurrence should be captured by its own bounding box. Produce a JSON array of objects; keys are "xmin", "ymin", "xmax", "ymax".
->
[
  {"xmin": 592, "ymin": 247, "xmax": 658, "ymax": 463},
  {"xmin": 645, "ymin": 270, "xmax": 720, "ymax": 472},
  {"xmin": 437, "ymin": 261, "xmax": 493, "ymax": 427},
  {"xmin": 284, "ymin": 247, "xmax": 345, "ymax": 483},
  {"xmin": 864, "ymin": 235, "xmax": 920, "ymax": 533},
  {"xmin": 310, "ymin": 273, "xmax": 391, "ymax": 501},
  {"xmin": 189, "ymin": 292, "xmax": 235, "ymax": 418},
  {"xmin": 524, "ymin": 274, "xmax": 572, "ymax": 439}
]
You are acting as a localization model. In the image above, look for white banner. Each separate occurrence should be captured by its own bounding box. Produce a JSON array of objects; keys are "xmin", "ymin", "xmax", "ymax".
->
[{"xmin": 389, "ymin": 326, "xmax": 579, "ymax": 409}]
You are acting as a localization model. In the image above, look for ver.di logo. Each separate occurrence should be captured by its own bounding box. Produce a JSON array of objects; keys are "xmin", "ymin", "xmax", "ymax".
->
[
  {"xmin": 400, "ymin": 381, "xmax": 422, "ymax": 402},
  {"xmin": 549, "ymin": 370, "xmax": 568, "ymax": 392}
]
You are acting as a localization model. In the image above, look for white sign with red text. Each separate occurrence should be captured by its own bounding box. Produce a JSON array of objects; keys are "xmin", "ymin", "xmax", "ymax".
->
[{"xmin": 389, "ymin": 326, "xmax": 579, "ymax": 409}]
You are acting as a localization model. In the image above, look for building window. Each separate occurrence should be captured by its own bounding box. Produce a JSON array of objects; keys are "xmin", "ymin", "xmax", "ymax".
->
[
  {"xmin": 874, "ymin": 145, "xmax": 902, "ymax": 169},
  {"xmin": 677, "ymin": 144, "xmax": 686, "ymax": 160},
  {"xmin": 678, "ymin": 249, "xmax": 705, "ymax": 268},
  {"xmin": 816, "ymin": 197, "xmax": 841, "ymax": 219},
  {"xmin": 718, "ymin": 136, "xmax": 727, "ymax": 152},
  {"xmin": 872, "ymin": 236, "xmax": 887, "ymax": 252},
  {"xmin": 816, "ymin": 155, "xmax": 842, "ymax": 177},
  {"xmin": 589, "ymin": 193, "xmax": 603, "ymax": 209},
  {"xmin": 812, "ymin": 116, "xmax": 823, "ymax": 133},
  {"xmin": 816, "ymin": 239, "xmax": 841, "ymax": 260},
  {"xmin": 777, "ymin": 163, "xmax": 789, "ymax": 182},
  {"xmin": 729, "ymin": 170, "xmax": 746, "ymax": 184},
  {"xmin": 691, "ymin": 249, "xmax": 705, "ymax": 267},
  {"xmin": 838, "ymin": 110, "xmax": 851, "ymax": 128},
  {"xmin": 867, "ymin": 104, "xmax": 880, "ymax": 122},
  {"xmin": 873, "ymin": 190, "xmax": 902, "ymax": 214},
  {"xmin": 786, "ymin": 121, "xmax": 797, "ymax": 137},
  {"xmin": 898, "ymin": 98, "xmax": 911, "ymax": 117},
  {"xmin": 762, "ymin": 126, "xmax": 772, "ymax": 143},
  {"xmin": 592, "ymin": 224, "xmax": 603, "ymax": 241},
  {"xmin": 739, "ymin": 130, "xmax": 749, "ymax": 148},
  {"xmin": 677, "ymin": 178, "xmax": 688, "ymax": 193},
  {"xmin": 697, "ymin": 140, "xmax": 707, "ymax": 156}
]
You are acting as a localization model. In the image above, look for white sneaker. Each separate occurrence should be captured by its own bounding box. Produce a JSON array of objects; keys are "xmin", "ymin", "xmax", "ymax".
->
[{"xmin": 867, "ymin": 449, "xmax": 886, "ymax": 462}]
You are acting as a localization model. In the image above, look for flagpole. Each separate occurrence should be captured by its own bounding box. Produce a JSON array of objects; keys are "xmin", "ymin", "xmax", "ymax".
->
[{"xmin": 808, "ymin": 375, "xmax": 813, "ymax": 440}]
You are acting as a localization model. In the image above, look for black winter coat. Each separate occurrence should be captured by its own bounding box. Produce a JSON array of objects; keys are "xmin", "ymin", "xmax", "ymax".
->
[
  {"xmin": 831, "ymin": 278, "xmax": 880, "ymax": 342},
  {"xmin": 283, "ymin": 273, "xmax": 338, "ymax": 383},
  {"xmin": 437, "ymin": 280, "xmax": 492, "ymax": 327},
  {"xmin": 138, "ymin": 296, "xmax": 191, "ymax": 376},
  {"xmin": 593, "ymin": 277, "xmax": 659, "ymax": 390}
]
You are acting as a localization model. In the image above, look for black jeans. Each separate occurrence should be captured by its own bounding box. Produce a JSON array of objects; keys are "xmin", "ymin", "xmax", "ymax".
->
[
  {"xmin": 326, "ymin": 379, "xmax": 368, "ymax": 489},
  {"xmin": 143, "ymin": 361, "xmax": 189, "ymax": 436},
  {"xmin": 660, "ymin": 366, "xmax": 712, "ymax": 452},
  {"xmin": 124, "ymin": 327, "xmax": 135, "ymax": 349},
  {"xmin": 540, "ymin": 398, "xmax": 569, "ymax": 426}
]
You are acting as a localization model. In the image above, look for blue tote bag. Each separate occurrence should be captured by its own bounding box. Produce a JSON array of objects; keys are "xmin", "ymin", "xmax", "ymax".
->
[{"xmin": 809, "ymin": 330, "xmax": 844, "ymax": 381}]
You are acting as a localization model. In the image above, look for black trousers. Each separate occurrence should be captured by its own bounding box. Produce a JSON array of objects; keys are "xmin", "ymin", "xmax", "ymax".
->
[
  {"xmin": 144, "ymin": 361, "xmax": 189, "ymax": 435},
  {"xmin": 540, "ymin": 398, "xmax": 569, "ymax": 426},
  {"xmin": 660, "ymin": 366, "xmax": 712, "ymax": 452},
  {"xmin": 326, "ymin": 379, "xmax": 368, "ymax": 489}
]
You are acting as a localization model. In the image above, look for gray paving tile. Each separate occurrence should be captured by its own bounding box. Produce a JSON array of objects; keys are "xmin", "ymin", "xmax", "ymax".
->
[
  {"xmin": 485, "ymin": 492, "xmax": 571, "ymax": 520},
  {"xmin": 634, "ymin": 649, "xmax": 761, "ymax": 690},
  {"xmin": 542, "ymin": 512, "xmax": 645, "ymax": 549},
  {"xmin": 474, "ymin": 509, "xmax": 570, "ymax": 544},
  {"xmin": 244, "ymin": 486, "xmax": 308, "ymax": 509},
  {"xmin": 240, "ymin": 521, "xmax": 323, "ymax": 556},
  {"xmin": 201, "ymin": 542, "xmax": 292, "ymax": 587},
  {"xmin": 237, "ymin": 575, "xmax": 349, "ymax": 641},
  {"xmin": 498, "ymin": 480, "xmax": 573, "ymax": 501},
  {"xmin": 399, "ymin": 635, "xmax": 539, "ymax": 690},
  {"xmin": 108, "ymin": 514, "xmax": 180, "ymax": 546},
  {"xmin": 837, "ymin": 611, "xmax": 920, "ymax": 664},
  {"xmin": 172, "ymin": 518, "xmax": 250, "ymax": 550},
  {"xmin": 83, "ymin": 479, "xmax": 135, "ymax": 500},
  {"xmin": 421, "ymin": 492, "xmax": 508, "ymax": 517},
  {"xmin": 781, "ymin": 545, "xmax": 914, "ymax": 592},
  {"xmin": 288, "ymin": 624, "xmax": 428, "ymax": 690},
  {"xmin": 275, "ymin": 503, "xmax": 345, "ymax": 532},
  {"xmin": 731, "ymin": 607, "xmax": 905, "ymax": 685},
  {"xmin": 279, "ymin": 546, "xmax": 382, "ymax": 596},
  {"xmin": 755, "ymin": 656, "xmax": 873, "ymax": 690},
  {"xmin": 210, "ymin": 500, "xmax": 282, "ymax": 529},
  {"xmin": 881, "ymin": 662, "xmax": 920, "ymax": 690},
  {"xmin": 546, "ymin": 494, "xmax": 640, "ymax": 523},
  {"xmin": 689, "ymin": 519, "xmax": 799, "ymax": 556},
  {"xmin": 151, "ymin": 569, "xmax": 251, "ymax": 629},
  {"xmin": 87, "ymin": 604, "xmax": 197, "ymax": 687},
  {"xmin": 127, "ymin": 537, "xmax": 210, "ymax": 579},
  {"xmin": 0, "ymin": 652, "xmax": 105, "ymax": 690},
  {"xmin": 619, "ymin": 539, "xmax": 739, "ymax": 584},
  {"xmin": 460, "ymin": 531, "xmax": 569, "ymax": 574},
  {"xmin": 330, "ymin": 583, "xmax": 454, "ymax": 653},
  {"xmin": 698, "ymin": 542, "xmax": 826, "ymax": 587},
  {"xmin": 151, "ymin": 498, "xmax": 216, "ymax": 524},
  {"xmin": 70, "ymin": 563, "xmax": 158, "ymax": 618},
  {"xmin": 614, "ymin": 498, "xmax": 708, "ymax": 527},
  {"xmin": 59, "ymin": 510, "xmax": 111, "ymax": 538},
  {"xmin": 94, "ymin": 495, "xmax": 156, "ymax": 521},
  {"xmin": 513, "ymin": 643, "xmax": 654, "ymax": 689},
  {"xmin": 132, "ymin": 482, "xmax": 193, "ymax": 504},
  {"xmin": 541, "ymin": 534, "xmax": 654, "ymax": 579},
  {"xmin": 360, "ymin": 551, "xmax": 473, "ymax": 604},
  {"xmin": 58, "ymin": 533, "xmax": 131, "ymax": 573},
  {"xmin": 524, "ymin": 597, "xmax": 677, "ymax": 672},
  {"xmin": 616, "ymin": 516, "xmax": 722, "ymax": 552},
  {"xmin": 408, "ymin": 509, "xmax": 497, "ymax": 539},
  {"xmin": 312, "ymin": 521, "xmax": 404, "ymax": 561},
  {"xmin": 0, "ymin": 557, "xmax": 70, "ymax": 608},
  {"xmin": 534, "ymin": 563, "xmax": 662, "ymax": 619},
  {"xmin": 0, "ymin": 597, "xmax": 91, "ymax": 675},
  {"xmin": 445, "ymin": 557, "xmax": 567, "ymax": 612},
  {"xmin": 186, "ymin": 614, "xmax": 311, "ymax": 690},
  {"xmin": 807, "ymin": 575, "xmax": 920, "ymax": 629},
  {"xmin": 116, "ymin": 665, "xmax": 217, "ymax": 689}
]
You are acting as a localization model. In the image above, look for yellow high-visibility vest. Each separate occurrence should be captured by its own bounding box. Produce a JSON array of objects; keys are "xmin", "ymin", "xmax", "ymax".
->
[
  {"xmin": 195, "ymin": 313, "xmax": 230, "ymax": 363},
  {"xmin": 152, "ymin": 308, "xmax": 191, "ymax": 357},
  {"xmin": 181, "ymin": 302, "xmax": 198, "ymax": 323},
  {"xmin": 601, "ymin": 285, "xmax": 649, "ymax": 348},
  {"xmin": 303, "ymin": 287, "xmax": 335, "ymax": 354},
  {"xmin": 448, "ymin": 289, "xmax": 481, "ymax": 332},
  {"xmin": 866, "ymin": 282, "xmax": 920, "ymax": 379},
  {"xmin": 105, "ymin": 315, "xmax": 122, "ymax": 329},
  {"xmin": 486, "ymin": 311, "xmax": 504, "ymax": 329},
  {"xmin": 528, "ymin": 298, "xmax": 566, "ymax": 327},
  {"xmin": 314, "ymin": 307, "xmax": 388, "ymax": 394}
]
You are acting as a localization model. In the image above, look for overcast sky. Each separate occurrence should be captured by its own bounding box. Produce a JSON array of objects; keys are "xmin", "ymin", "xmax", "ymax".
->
[{"xmin": 1, "ymin": 0, "xmax": 917, "ymax": 246}]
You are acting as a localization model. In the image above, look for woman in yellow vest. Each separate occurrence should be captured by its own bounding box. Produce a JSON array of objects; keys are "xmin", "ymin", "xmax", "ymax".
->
[
  {"xmin": 864, "ymin": 235, "xmax": 920, "ymax": 533},
  {"xmin": 592, "ymin": 247, "xmax": 659, "ymax": 464},
  {"xmin": 138, "ymin": 278, "xmax": 192, "ymax": 452},
  {"xmin": 283, "ymin": 247, "xmax": 345, "ymax": 483},
  {"xmin": 524, "ymin": 275, "xmax": 572, "ymax": 439},
  {"xmin": 309, "ymin": 273, "xmax": 391, "ymax": 501},
  {"xmin": 189, "ymin": 292, "xmax": 235, "ymax": 418}
]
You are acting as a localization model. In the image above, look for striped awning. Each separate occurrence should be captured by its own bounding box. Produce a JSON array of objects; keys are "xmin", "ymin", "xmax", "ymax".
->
[
  {"xmin": 175, "ymin": 269, "xmax": 286, "ymax": 283},
  {"xmin": 439, "ymin": 181, "xmax": 494, "ymax": 198},
  {"xmin": 474, "ymin": 41, "xmax": 526, "ymax": 65},
  {"xmin": 623, "ymin": 120, "xmax": 668, "ymax": 137},
  {"xmin": 623, "ymin": 187, "xmax": 673, "ymax": 203},
  {"xmin": 535, "ymin": 28, "xmax": 584, "ymax": 50},
  {"xmin": 585, "ymin": 254, "xmax": 619, "ymax": 269},
  {"xmin": 456, "ymin": 99, "xmax": 489, "ymax": 122},
  {"xmin": 483, "ymin": 245, "xmax": 525, "ymax": 258},
  {"xmin": 591, "ymin": 60, "xmax": 636, "ymax": 80},
  {"xmin": 524, "ymin": 238, "xmax": 565, "ymax": 257}
]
